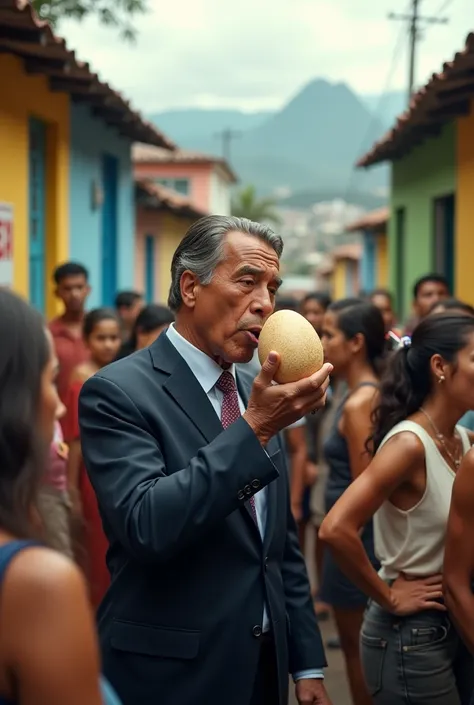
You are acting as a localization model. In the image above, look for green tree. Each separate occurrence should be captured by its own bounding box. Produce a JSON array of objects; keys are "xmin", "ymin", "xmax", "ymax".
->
[
  {"xmin": 31, "ymin": 0, "xmax": 148, "ymax": 41},
  {"xmin": 231, "ymin": 185, "xmax": 282, "ymax": 227}
]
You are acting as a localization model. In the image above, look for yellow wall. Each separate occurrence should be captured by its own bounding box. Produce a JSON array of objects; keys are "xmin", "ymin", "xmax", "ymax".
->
[
  {"xmin": 376, "ymin": 232, "xmax": 388, "ymax": 288},
  {"xmin": 334, "ymin": 260, "xmax": 346, "ymax": 299},
  {"xmin": 0, "ymin": 55, "xmax": 69, "ymax": 318},
  {"xmin": 157, "ymin": 213, "xmax": 192, "ymax": 303},
  {"xmin": 456, "ymin": 103, "xmax": 474, "ymax": 304}
]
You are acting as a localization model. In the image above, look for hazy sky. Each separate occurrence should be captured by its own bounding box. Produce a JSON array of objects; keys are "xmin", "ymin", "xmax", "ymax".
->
[{"xmin": 59, "ymin": 0, "xmax": 470, "ymax": 113}]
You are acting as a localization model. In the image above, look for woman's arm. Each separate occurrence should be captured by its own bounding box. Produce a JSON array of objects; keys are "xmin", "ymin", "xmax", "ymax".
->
[
  {"xmin": 4, "ymin": 548, "xmax": 103, "ymax": 705},
  {"xmin": 285, "ymin": 424, "xmax": 309, "ymax": 522},
  {"xmin": 341, "ymin": 391, "xmax": 377, "ymax": 480},
  {"xmin": 319, "ymin": 432, "xmax": 445, "ymax": 615},
  {"xmin": 444, "ymin": 449, "xmax": 474, "ymax": 653}
]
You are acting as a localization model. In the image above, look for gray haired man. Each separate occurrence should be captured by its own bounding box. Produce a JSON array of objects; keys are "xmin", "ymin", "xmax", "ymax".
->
[{"xmin": 79, "ymin": 215, "xmax": 333, "ymax": 705}]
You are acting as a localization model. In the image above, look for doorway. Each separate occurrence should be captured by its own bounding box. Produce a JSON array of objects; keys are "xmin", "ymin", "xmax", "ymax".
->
[
  {"xmin": 28, "ymin": 117, "xmax": 47, "ymax": 312},
  {"xmin": 144, "ymin": 234, "xmax": 155, "ymax": 303},
  {"xmin": 101, "ymin": 154, "xmax": 118, "ymax": 306},
  {"xmin": 433, "ymin": 194, "xmax": 455, "ymax": 293}
]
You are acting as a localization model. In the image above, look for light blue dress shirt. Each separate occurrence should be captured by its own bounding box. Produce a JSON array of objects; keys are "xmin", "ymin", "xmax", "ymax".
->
[{"xmin": 166, "ymin": 325, "xmax": 323, "ymax": 682}]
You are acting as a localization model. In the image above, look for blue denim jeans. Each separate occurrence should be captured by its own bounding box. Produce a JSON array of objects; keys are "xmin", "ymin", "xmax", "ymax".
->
[{"xmin": 361, "ymin": 601, "xmax": 474, "ymax": 705}]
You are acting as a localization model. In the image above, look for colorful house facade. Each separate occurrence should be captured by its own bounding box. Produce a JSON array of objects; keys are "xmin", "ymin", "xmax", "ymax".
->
[
  {"xmin": 346, "ymin": 207, "xmax": 389, "ymax": 293},
  {"xmin": 133, "ymin": 145, "xmax": 237, "ymax": 216},
  {"xmin": 0, "ymin": 1, "xmax": 174, "ymax": 316},
  {"xmin": 358, "ymin": 33, "xmax": 474, "ymax": 318},
  {"xmin": 135, "ymin": 181, "xmax": 206, "ymax": 303},
  {"xmin": 316, "ymin": 244, "xmax": 361, "ymax": 299}
]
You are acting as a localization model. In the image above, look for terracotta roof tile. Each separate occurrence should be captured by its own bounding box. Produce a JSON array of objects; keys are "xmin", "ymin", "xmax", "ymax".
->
[
  {"xmin": 135, "ymin": 179, "xmax": 208, "ymax": 220},
  {"xmin": 358, "ymin": 32, "xmax": 474, "ymax": 167},
  {"xmin": 345, "ymin": 207, "xmax": 389, "ymax": 232},
  {"xmin": 0, "ymin": 0, "xmax": 175, "ymax": 149},
  {"xmin": 332, "ymin": 243, "xmax": 362, "ymax": 261},
  {"xmin": 133, "ymin": 143, "xmax": 237, "ymax": 183}
]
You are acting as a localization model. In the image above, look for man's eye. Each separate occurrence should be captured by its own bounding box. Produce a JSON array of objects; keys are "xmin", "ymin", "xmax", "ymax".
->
[{"xmin": 241, "ymin": 279, "xmax": 254, "ymax": 286}]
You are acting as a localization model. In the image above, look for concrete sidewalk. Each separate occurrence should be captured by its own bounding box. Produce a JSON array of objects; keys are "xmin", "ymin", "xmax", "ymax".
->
[{"xmin": 288, "ymin": 617, "xmax": 351, "ymax": 704}]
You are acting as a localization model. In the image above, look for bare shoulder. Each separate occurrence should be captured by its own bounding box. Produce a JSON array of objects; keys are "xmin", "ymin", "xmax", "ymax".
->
[
  {"xmin": 344, "ymin": 384, "xmax": 379, "ymax": 414},
  {"xmin": 377, "ymin": 430, "xmax": 425, "ymax": 464},
  {"xmin": 70, "ymin": 364, "xmax": 92, "ymax": 385},
  {"xmin": 3, "ymin": 546, "xmax": 86, "ymax": 610},
  {"xmin": 453, "ymin": 447, "xmax": 474, "ymax": 495}
]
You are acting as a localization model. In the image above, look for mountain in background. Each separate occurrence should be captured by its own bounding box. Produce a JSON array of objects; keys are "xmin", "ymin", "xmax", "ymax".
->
[{"xmin": 148, "ymin": 82, "xmax": 406, "ymax": 204}]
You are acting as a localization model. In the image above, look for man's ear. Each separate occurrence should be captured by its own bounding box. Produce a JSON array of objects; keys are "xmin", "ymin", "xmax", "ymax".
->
[{"xmin": 180, "ymin": 271, "xmax": 200, "ymax": 309}]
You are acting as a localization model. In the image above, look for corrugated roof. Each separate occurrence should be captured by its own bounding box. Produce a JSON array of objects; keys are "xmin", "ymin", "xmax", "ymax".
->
[
  {"xmin": 0, "ymin": 0, "xmax": 175, "ymax": 149},
  {"xmin": 135, "ymin": 179, "xmax": 207, "ymax": 220},
  {"xmin": 358, "ymin": 32, "xmax": 474, "ymax": 168},
  {"xmin": 345, "ymin": 207, "xmax": 389, "ymax": 233},
  {"xmin": 133, "ymin": 143, "xmax": 237, "ymax": 183}
]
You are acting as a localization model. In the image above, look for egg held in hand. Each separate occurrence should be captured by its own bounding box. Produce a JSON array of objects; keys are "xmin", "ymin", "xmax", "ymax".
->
[{"xmin": 258, "ymin": 309, "xmax": 324, "ymax": 384}]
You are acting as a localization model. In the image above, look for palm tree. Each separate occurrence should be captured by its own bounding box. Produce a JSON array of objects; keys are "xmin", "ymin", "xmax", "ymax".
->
[{"xmin": 231, "ymin": 185, "xmax": 282, "ymax": 226}]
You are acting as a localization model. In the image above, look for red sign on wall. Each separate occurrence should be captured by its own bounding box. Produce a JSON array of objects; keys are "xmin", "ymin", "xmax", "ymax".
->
[{"xmin": 0, "ymin": 204, "xmax": 13, "ymax": 287}]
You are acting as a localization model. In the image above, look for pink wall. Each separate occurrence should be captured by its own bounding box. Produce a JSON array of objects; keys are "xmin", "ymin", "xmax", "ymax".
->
[{"xmin": 134, "ymin": 162, "xmax": 211, "ymax": 213}]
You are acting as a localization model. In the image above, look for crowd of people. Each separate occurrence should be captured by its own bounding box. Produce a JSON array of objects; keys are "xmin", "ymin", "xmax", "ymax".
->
[{"xmin": 0, "ymin": 215, "xmax": 473, "ymax": 705}]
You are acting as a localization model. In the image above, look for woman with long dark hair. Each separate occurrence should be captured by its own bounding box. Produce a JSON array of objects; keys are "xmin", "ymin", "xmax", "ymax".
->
[
  {"xmin": 65, "ymin": 308, "xmax": 121, "ymax": 609},
  {"xmin": 320, "ymin": 313, "xmax": 474, "ymax": 704},
  {"xmin": 319, "ymin": 298, "xmax": 386, "ymax": 705},
  {"xmin": 0, "ymin": 289, "xmax": 120, "ymax": 705},
  {"xmin": 300, "ymin": 292, "xmax": 333, "ymax": 618}
]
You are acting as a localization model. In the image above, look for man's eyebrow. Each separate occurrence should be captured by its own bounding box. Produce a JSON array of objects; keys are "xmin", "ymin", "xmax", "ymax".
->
[{"xmin": 235, "ymin": 265, "xmax": 283, "ymax": 288}]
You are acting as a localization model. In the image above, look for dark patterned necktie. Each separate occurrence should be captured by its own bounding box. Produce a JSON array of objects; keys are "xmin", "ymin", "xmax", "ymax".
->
[{"xmin": 216, "ymin": 371, "xmax": 258, "ymax": 525}]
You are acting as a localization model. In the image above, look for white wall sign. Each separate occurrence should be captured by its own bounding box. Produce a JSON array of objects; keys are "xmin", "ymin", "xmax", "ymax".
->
[{"xmin": 0, "ymin": 203, "xmax": 13, "ymax": 288}]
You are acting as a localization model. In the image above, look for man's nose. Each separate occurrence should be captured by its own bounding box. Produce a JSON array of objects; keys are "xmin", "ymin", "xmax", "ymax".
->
[{"xmin": 250, "ymin": 288, "xmax": 274, "ymax": 316}]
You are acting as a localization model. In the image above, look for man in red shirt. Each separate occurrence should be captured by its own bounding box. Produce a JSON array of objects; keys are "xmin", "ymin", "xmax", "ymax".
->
[{"xmin": 49, "ymin": 262, "xmax": 91, "ymax": 411}]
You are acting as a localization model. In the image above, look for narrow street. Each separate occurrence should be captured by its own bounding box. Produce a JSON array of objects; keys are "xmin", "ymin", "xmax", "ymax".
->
[
  {"xmin": 288, "ymin": 618, "xmax": 351, "ymax": 704},
  {"xmin": 288, "ymin": 528, "xmax": 351, "ymax": 704}
]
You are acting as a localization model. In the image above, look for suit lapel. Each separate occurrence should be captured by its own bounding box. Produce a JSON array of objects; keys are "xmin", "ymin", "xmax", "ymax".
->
[
  {"xmin": 236, "ymin": 372, "xmax": 279, "ymax": 546},
  {"xmin": 151, "ymin": 334, "xmax": 223, "ymax": 443}
]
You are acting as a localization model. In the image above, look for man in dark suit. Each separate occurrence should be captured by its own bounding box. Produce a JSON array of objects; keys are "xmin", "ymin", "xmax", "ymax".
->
[{"xmin": 79, "ymin": 215, "xmax": 333, "ymax": 705}]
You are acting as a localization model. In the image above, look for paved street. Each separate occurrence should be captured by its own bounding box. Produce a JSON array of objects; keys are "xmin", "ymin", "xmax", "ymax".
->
[
  {"xmin": 288, "ymin": 617, "xmax": 350, "ymax": 704},
  {"xmin": 288, "ymin": 527, "xmax": 351, "ymax": 704}
]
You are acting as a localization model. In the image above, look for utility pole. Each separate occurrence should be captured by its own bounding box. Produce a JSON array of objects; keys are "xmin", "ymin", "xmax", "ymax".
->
[
  {"xmin": 389, "ymin": 0, "xmax": 449, "ymax": 103},
  {"xmin": 214, "ymin": 128, "xmax": 241, "ymax": 164}
]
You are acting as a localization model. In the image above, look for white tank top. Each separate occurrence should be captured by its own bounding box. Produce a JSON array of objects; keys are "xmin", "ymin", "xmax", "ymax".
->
[{"xmin": 374, "ymin": 420, "xmax": 471, "ymax": 580}]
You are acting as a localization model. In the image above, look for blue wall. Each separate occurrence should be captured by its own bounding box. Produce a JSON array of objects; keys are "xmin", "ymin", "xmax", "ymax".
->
[
  {"xmin": 360, "ymin": 231, "xmax": 376, "ymax": 293},
  {"xmin": 69, "ymin": 104, "xmax": 134, "ymax": 308}
]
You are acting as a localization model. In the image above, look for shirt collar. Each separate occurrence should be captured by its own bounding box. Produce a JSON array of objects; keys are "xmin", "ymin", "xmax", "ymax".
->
[{"xmin": 166, "ymin": 323, "xmax": 236, "ymax": 395}]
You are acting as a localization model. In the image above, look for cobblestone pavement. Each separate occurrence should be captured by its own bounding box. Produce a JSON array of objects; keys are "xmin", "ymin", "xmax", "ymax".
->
[{"xmin": 288, "ymin": 617, "xmax": 350, "ymax": 705}]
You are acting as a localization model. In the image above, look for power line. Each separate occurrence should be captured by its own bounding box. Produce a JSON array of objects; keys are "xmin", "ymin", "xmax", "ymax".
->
[
  {"xmin": 435, "ymin": 0, "xmax": 454, "ymax": 15},
  {"xmin": 343, "ymin": 18, "xmax": 407, "ymax": 204},
  {"xmin": 389, "ymin": 0, "xmax": 449, "ymax": 102},
  {"xmin": 214, "ymin": 128, "xmax": 241, "ymax": 164}
]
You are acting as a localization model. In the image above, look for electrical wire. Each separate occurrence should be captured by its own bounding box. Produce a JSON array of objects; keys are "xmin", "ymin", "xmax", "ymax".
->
[
  {"xmin": 343, "ymin": 12, "xmax": 408, "ymax": 204},
  {"xmin": 433, "ymin": 0, "xmax": 454, "ymax": 15}
]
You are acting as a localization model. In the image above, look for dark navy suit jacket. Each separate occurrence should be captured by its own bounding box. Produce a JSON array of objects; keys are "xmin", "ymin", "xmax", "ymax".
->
[{"xmin": 78, "ymin": 332, "xmax": 326, "ymax": 705}]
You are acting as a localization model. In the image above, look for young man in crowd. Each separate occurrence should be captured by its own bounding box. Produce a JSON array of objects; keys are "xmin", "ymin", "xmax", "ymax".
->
[
  {"xmin": 115, "ymin": 290, "xmax": 144, "ymax": 343},
  {"xmin": 404, "ymin": 273, "xmax": 450, "ymax": 334},
  {"xmin": 49, "ymin": 262, "xmax": 91, "ymax": 410}
]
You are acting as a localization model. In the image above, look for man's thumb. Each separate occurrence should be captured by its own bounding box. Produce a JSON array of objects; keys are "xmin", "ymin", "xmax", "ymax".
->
[{"xmin": 259, "ymin": 351, "xmax": 280, "ymax": 384}]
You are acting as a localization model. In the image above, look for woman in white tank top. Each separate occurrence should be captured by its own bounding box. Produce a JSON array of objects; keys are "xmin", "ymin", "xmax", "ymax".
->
[{"xmin": 319, "ymin": 313, "xmax": 474, "ymax": 705}]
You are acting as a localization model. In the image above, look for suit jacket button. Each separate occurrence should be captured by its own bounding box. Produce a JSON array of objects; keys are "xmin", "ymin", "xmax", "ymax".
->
[
  {"xmin": 252, "ymin": 625, "xmax": 262, "ymax": 638},
  {"xmin": 251, "ymin": 479, "xmax": 261, "ymax": 490},
  {"xmin": 237, "ymin": 490, "xmax": 245, "ymax": 501},
  {"xmin": 244, "ymin": 484, "xmax": 252, "ymax": 497}
]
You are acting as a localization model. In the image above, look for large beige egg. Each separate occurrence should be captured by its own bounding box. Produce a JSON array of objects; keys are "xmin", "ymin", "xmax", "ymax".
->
[{"xmin": 258, "ymin": 309, "xmax": 324, "ymax": 384}]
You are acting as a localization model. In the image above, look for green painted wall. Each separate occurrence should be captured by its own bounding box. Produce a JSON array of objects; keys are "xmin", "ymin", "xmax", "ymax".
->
[{"xmin": 389, "ymin": 121, "xmax": 456, "ymax": 320}]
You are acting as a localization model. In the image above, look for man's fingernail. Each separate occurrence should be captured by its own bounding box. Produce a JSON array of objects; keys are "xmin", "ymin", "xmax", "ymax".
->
[{"xmin": 268, "ymin": 352, "xmax": 278, "ymax": 363}]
